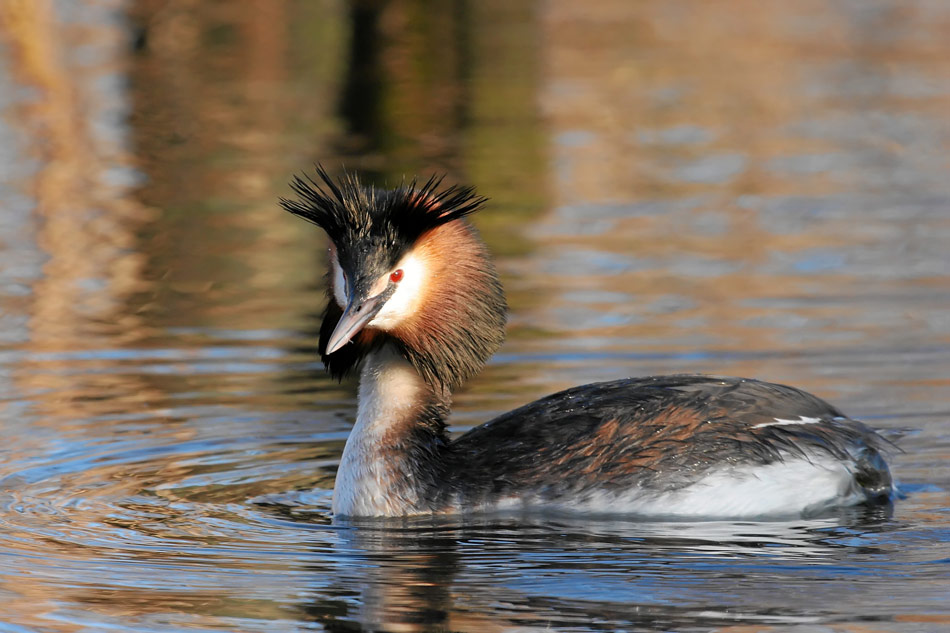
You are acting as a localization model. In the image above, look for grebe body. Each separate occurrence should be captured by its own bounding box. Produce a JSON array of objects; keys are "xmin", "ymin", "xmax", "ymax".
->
[{"xmin": 281, "ymin": 169, "xmax": 894, "ymax": 519}]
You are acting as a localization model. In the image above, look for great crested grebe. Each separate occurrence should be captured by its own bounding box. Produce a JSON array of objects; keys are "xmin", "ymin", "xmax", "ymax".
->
[{"xmin": 280, "ymin": 168, "xmax": 895, "ymax": 519}]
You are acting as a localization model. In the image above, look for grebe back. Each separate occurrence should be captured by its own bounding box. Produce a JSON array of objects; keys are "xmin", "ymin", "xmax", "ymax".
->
[{"xmin": 280, "ymin": 168, "xmax": 895, "ymax": 519}]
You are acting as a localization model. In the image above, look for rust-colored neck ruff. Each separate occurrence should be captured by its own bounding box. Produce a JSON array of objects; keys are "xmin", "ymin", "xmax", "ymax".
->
[{"xmin": 390, "ymin": 221, "xmax": 506, "ymax": 391}]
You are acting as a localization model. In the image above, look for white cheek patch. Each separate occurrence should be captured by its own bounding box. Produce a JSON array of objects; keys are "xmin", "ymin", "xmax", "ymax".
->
[
  {"xmin": 330, "ymin": 249, "xmax": 347, "ymax": 308},
  {"xmin": 369, "ymin": 252, "xmax": 427, "ymax": 329}
]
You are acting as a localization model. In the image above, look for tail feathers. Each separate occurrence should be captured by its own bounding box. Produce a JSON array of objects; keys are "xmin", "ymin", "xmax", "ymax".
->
[{"xmin": 851, "ymin": 446, "xmax": 896, "ymax": 503}]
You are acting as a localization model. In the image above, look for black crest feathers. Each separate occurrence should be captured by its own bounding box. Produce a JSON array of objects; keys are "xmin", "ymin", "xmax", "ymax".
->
[{"xmin": 279, "ymin": 166, "xmax": 488, "ymax": 250}]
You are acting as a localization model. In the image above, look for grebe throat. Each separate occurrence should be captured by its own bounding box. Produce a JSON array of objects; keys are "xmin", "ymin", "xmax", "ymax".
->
[{"xmin": 332, "ymin": 345, "xmax": 449, "ymax": 517}]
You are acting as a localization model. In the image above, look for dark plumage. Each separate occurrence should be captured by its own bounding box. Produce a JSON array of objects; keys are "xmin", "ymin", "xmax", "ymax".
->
[
  {"xmin": 280, "ymin": 166, "xmax": 486, "ymax": 269},
  {"xmin": 445, "ymin": 375, "xmax": 893, "ymax": 508},
  {"xmin": 281, "ymin": 168, "xmax": 896, "ymax": 519}
]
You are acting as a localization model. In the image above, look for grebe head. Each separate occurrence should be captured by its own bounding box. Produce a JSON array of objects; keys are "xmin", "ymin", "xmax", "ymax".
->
[{"xmin": 280, "ymin": 167, "xmax": 507, "ymax": 391}]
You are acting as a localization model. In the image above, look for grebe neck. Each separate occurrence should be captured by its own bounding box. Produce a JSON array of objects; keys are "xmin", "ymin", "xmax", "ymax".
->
[{"xmin": 332, "ymin": 344, "xmax": 451, "ymax": 517}]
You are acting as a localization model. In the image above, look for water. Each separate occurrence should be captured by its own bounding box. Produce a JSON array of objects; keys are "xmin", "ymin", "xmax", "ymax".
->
[{"xmin": 0, "ymin": 0, "xmax": 948, "ymax": 630}]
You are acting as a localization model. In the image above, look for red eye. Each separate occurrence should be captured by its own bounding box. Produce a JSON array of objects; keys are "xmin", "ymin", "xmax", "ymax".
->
[{"xmin": 390, "ymin": 269, "xmax": 404, "ymax": 283}]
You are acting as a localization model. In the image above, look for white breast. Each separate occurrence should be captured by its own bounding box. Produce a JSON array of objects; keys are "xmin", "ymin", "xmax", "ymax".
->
[{"xmin": 332, "ymin": 348, "xmax": 428, "ymax": 517}]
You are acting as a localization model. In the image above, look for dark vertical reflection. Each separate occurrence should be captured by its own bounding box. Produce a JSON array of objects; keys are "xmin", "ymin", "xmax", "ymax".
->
[
  {"xmin": 303, "ymin": 527, "xmax": 461, "ymax": 632},
  {"xmin": 336, "ymin": 0, "xmax": 470, "ymax": 177},
  {"xmin": 330, "ymin": 0, "xmax": 547, "ymax": 252},
  {"xmin": 340, "ymin": 0, "xmax": 385, "ymax": 150}
]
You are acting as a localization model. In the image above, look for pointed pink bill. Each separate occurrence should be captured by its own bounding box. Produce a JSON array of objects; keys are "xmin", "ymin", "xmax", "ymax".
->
[{"xmin": 325, "ymin": 294, "xmax": 385, "ymax": 354}]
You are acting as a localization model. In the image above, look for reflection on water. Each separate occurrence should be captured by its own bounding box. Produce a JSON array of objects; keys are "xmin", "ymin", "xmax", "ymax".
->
[
  {"xmin": 0, "ymin": 0, "xmax": 949, "ymax": 631},
  {"xmin": 328, "ymin": 511, "xmax": 915, "ymax": 631}
]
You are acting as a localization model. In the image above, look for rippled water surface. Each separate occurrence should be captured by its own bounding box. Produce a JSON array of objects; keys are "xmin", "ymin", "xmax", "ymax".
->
[{"xmin": 1, "ymin": 1, "xmax": 949, "ymax": 631}]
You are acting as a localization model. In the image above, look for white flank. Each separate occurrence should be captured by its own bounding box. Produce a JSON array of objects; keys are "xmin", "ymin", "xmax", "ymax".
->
[
  {"xmin": 752, "ymin": 416, "xmax": 823, "ymax": 429},
  {"xmin": 525, "ymin": 455, "xmax": 863, "ymax": 519},
  {"xmin": 333, "ymin": 348, "xmax": 427, "ymax": 516}
]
